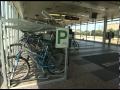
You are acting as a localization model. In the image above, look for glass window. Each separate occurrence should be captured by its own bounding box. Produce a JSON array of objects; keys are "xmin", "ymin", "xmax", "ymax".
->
[
  {"xmin": 74, "ymin": 24, "xmax": 81, "ymax": 39},
  {"xmin": 106, "ymin": 18, "xmax": 120, "ymax": 45},
  {"xmin": 94, "ymin": 21, "xmax": 104, "ymax": 42},
  {"xmin": 81, "ymin": 24, "xmax": 87, "ymax": 40},
  {"xmin": 86, "ymin": 22, "xmax": 95, "ymax": 41}
]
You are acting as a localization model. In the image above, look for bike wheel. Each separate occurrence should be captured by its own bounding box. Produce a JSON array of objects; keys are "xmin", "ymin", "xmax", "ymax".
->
[
  {"xmin": 46, "ymin": 53, "xmax": 65, "ymax": 74},
  {"xmin": 9, "ymin": 43, "xmax": 22, "ymax": 55},
  {"xmin": 8, "ymin": 55, "xmax": 30, "ymax": 81},
  {"xmin": 9, "ymin": 43, "xmax": 30, "ymax": 61}
]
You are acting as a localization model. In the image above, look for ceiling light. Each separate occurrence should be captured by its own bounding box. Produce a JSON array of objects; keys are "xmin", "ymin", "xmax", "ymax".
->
[
  {"xmin": 49, "ymin": 14, "xmax": 60, "ymax": 16},
  {"xmin": 97, "ymin": 6, "xmax": 105, "ymax": 11},
  {"xmin": 81, "ymin": 15, "xmax": 89, "ymax": 17},
  {"xmin": 100, "ymin": 8, "xmax": 105, "ymax": 11},
  {"xmin": 55, "ymin": 19, "xmax": 62, "ymax": 20},
  {"xmin": 81, "ymin": 15, "xmax": 85, "ymax": 16},
  {"xmin": 44, "ymin": 18, "xmax": 49, "ymax": 19},
  {"xmin": 61, "ymin": 15, "xmax": 66, "ymax": 16}
]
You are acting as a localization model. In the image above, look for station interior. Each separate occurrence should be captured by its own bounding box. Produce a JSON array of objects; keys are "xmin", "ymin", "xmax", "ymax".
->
[{"xmin": 0, "ymin": 1, "xmax": 120, "ymax": 89}]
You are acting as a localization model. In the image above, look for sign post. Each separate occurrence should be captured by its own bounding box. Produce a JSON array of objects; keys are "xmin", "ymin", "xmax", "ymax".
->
[{"xmin": 55, "ymin": 28, "xmax": 69, "ymax": 79}]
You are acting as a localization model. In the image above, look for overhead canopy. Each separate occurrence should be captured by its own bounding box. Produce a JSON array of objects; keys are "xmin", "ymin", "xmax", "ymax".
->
[
  {"xmin": 14, "ymin": 1, "xmax": 120, "ymax": 25},
  {"xmin": 1, "ymin": 18, "xmax": 57, "ymax": 32}
]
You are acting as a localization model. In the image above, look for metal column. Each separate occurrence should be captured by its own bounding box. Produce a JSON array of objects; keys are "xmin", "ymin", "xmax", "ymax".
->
[
  {"xmin": 75, "ymin": 23, "xmax": 76, "ymax": 39},
  {"xmin": 117, "ymin": 18, "xmax": 120, "ymax": 45},
  {"xmin": 0, "ymin": 21, "xmax": 8, "ymax": 89},
  {"xmin": 64, "ymin": 48, "xmax": 68, "ymax": 79},
  {"xmin": 79, "ymin": 22, "xmax": 81, "ymax": 39},
  {"xmin": 94, "ymin": 19, "xmax": 96, "ymax": 42},
  {"xmin": 103, "ymin": 16, "xmax": 107, "ymax": 46},
  {"xmin": 0, "ymin": 1, "xmax": 8, "ymax": 89},
  {"xmin": 4, "ymin": 3, "xmax": 10, "ymax": 85},
  {"xmin": 86, "ymin": 22, "xmax": 88, "ymax": 40}
]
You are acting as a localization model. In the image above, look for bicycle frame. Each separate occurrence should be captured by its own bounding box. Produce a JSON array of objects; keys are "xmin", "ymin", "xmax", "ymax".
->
[
  {"xmin": 15, "ymin": 44, "xmax": 55, "ymax": 72},
  {"xmin": 10, "ymin": 49, "xmax": 23, "ymax": 80},
  {"xmin": 11, "ymin": 32, "xmax": 58, "ymax": 76}
]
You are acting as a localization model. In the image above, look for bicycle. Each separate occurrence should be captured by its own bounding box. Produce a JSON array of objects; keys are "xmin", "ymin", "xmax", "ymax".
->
[{"xmin": 8, "ymin": 32, "xmax": 65, "ymax": 82}]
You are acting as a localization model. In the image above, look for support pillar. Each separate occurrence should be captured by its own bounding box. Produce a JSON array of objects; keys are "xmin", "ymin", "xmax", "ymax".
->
[
  {"xmin": 117, "ymin": 18, "xmax": 120, "ymax": 45},
  {"xmin": 79, "ymin": 21, "xmax": 81, "ymax": 39},
  {"xmin": 75, "ymin": 23, "xmax": 76, "ymax": 39},
  {"xmin": 94, "ymin": 19, "xmax": 96, "ymax": 42},
  {"xmin": 103, "ymin": 16, "xmax": 107, "ymax": 46},
  {"xmin": 64, "ymin": 48, "xmax": 68, "ymax": 79},
  {"xmin": 86, "ymin": 21, "xmax": 88, "ymax": 40},
  {"xmin": 0, "ymin": 19, "xmax": 8, "ymax": 89},
  {"xmin": 0, "ymin": 2, "xmax": 8, "ymax": 89}
]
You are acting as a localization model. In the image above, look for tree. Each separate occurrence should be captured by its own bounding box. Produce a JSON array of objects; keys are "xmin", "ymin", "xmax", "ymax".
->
[
  {"xmin": 91, "ymin": 30, "xmax": 95, "ymax": 36},
  {"xmin": 91, "ymin": 30, "xmax": 103, "ymax": 36},
  {"xmin": 95, "ymin": 30, "xmax": 103, "ymax": 36}
]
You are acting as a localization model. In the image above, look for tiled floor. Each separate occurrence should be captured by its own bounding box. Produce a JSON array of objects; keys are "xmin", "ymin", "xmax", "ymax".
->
[
  {"xmin": 8, "ymin": 40, "xmax": 120, "ymax": 89},
  {"xmin": 79, "ymin": 63, "xmax": 104, "ymax": 72},
  {"xmin": 38, "ymin": 59, "xmax": 118, "ymax": 89},
  {"xmin": 37, "ymin": 41, "xmax": 119, "ymax": 89}
]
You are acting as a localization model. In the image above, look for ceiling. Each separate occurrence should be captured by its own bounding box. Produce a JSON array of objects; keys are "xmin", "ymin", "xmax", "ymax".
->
[{"xmin": 15, "ymin": 1, "xmax": 120, "ymax": 26}]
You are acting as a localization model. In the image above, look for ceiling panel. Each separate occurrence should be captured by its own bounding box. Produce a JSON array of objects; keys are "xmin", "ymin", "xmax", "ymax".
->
[{"xmin": 17, "ymin": 1, "xmax": 120, "ymax": 26}]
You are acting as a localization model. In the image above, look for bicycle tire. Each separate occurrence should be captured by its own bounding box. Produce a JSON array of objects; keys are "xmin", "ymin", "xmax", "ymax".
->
[
  {"xmin": 8, "ymin": 55, "xmax": 30, "ymax": 81},
  {"xmin": 9, "ymin": 43, "xmax": 30, "ymax": 60},
  {"xmin": 10, "ymin": 43, "xmax": 22, "ymax": 52},
  {"xmin": 46, "ymin": 53, "xmax": 65, "ymax": 74}
]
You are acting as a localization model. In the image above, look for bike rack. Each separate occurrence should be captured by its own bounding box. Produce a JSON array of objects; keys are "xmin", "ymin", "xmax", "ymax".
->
[{"xmin": 0, "ymin": 18, "xmax": 68, "ymax": 89}]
